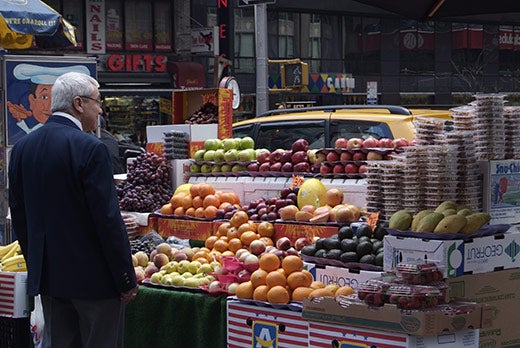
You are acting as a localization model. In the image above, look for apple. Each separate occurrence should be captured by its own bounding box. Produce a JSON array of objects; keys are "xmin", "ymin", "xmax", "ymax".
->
[
  {"xmin": 269, "ymin": 149, "xmax": 284, "ymax": 164},
  {"xmin": 392, "ymin": 137, "xmax": 410, "ymax": 148},
  {"xmin": 270, "ymin": 162, "xmax": 282, "ymax": 171},
  {"xmin": 204, "ymin": 138, "xmax": 221, "ymax": 151},
  {"xmin": 145, "ymin": 263, "xmax": 159, "ymax": 278},
  {"xmin": 222, "ymin": 138, "xmax": 238, "ymax": 151},
  {"xmin": 308, "ymin": 149, "xmax": 318, "ymax": 164},
  {"xmin": 200, "ymin": 163, "xmax": 212, "ymax": 173},
  {"xmin": 187, "ymin": 260, "xmax": 202, "ymax": 274},
  {"xmin": 276, "ymin": 237, "xmax": 292, "ymax": 251},
  {"xmin": 326, "ymin": 151, "xmax": 340, "ymax": 162},
  {"xmin": 193, "ymin": 149, "xmax": 206, "ymax": 161},
  {"xmin": 224, "ymin": 149, "xmax": 238, "ymax": 162},
  {"xmin": 311, "ymin": 163, "xmax": 321, "ymax": 173},
  {"xmin": 232, "ymin": 164, "xmax": 247, "ymax": 172},
  {"xmin": 291, "ymin": 138, "xmax": 309, "ymax": 152},
  {"xmin": 294, "ymin": 237, "xmax": 312, "ymax": 251},
  {"xmin": 315, "ymin": 152, "xmax": 326, "ymax": 164},
  {"xmin": 221, "ymin": 163, "xmax": 233, "ymax": 172},
  {"xmin": 352, "ymin": 151, "xmax": 366, "ymax": 161},
  {"xmin": 281, "ymin": 162, "xmax": 293, "ymax": 172},
  {"xmin": 190, "ymin": 163, "xmax": 201, "ymax": 173},
  {"xmin": 362, "ymin": 137, "xmax": 380, "ymax": 148},
  {"xmin": 358, "ymin": 164, "xmax": 368, "ymax": 174},
  {"xmin": 384, "ymin": 151, "xmax": 397, "ymax": 160},
  {"xmin": 319, "ymin": 163, "xmax": 332, "ymax": 174},
  {"xmin": 173, "ymin": 250, "xmax": 188, "ymax": 262},
  {"xmin": 335, "ymin": 137, "xmax": 349, "ymax": 148},
  {"xmin": 203, "ymin": 150, "xmax": 216, "ymax": 161},
  {"xmin": 379, "ymin": 138, "xmax": 394, "ymax": 148},
  {"xmin": 238, "ymin": 149, "xmax": 255, "ymax": 162},
  {"xmin": 259, "ymin": 162, "xmax": 271, "ymax": 172},
  {"xmin": 347, "ymin": 138, "xmax": 364, "ymax": 149},
  {"xmin": 293, "ymin": 162, "xmax": 310, "ymax": 172},
  {"xmin": 214, "ymin": 149, "xmax": 226, "ymax": 162},
  {"xmin": 339, "ymin": 151, "xmax": 352, "ymax": 161},
  {"xmin": 280, "ymin": 150, "xmax": 293, "ymax": 163},
  {"xmin": 247, "ymin": 162, "xmax": 260, "ymax": 171},
  {"xmin": 239, "ymin": 136, "xmax": 255, "ymax": 150},
  {"xmin": 291, "ymin": 151, "xmax": 308, "ymax": 164},
  {"xmin": 366, "ymin": 151, "xmax": 383, "ymax": 160},
  {"xmin": 249, "ymin": 239, "xmax": 267, "ymax": 255},
  {"xmin": 177, "ymin": 260, "xmax": 191, "ymax": 274},
  {"xmin": 333, "ymin": 163, "xmax": 345, "ymax": 174},
  {"xmin": 344, "ymin": 163, "xmax": 359, "ymax": 174},
  {"xmin": 211, "ymin": 164, "xmax": 222, "ymax": 173},
  {"xmin": 256, "ymin": 150, "xmax": 271, "ymax": 163}
]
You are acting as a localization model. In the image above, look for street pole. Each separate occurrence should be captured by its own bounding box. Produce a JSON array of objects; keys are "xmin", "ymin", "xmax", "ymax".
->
[{"xmin": 255, "ymin": 3, "xmax": 269, "ymax": 115}]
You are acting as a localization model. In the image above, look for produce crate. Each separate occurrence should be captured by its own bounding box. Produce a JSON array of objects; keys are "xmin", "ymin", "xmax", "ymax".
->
[{"xmin": 0, "ymin": 316, "xmax": 32, "ymax": 348}]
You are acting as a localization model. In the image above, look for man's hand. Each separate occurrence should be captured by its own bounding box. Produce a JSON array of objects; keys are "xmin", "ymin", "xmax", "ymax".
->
[
  {"xmin": 121, "ymin": 285, "xmax": 139, "ymax": 304},
  {"xmin": 7, "ymin": 101, "xmax": 32, "ymax": 122}
]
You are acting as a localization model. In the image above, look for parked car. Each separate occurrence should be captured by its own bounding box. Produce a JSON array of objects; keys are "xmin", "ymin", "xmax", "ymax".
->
[{"xmin": 232, "ymin": 105, "xmax": 451, "ymax": 151}]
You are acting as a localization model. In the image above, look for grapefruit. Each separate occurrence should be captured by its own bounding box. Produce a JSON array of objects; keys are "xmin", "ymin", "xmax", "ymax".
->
[
  {"xmin": 297, "ymin": 178, "xmax": 327, "ymax": 209},
  {"xmin": 174, "ymin": 183, "xmax": 193, "ymax": 196}
]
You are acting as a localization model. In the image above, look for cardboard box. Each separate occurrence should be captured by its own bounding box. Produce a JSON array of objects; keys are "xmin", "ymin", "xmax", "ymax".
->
[
  {"xmin": 302, "ymin": 296, "xmax": 490, "ymax": 337},
  {"xmin": 227, "ymin": 300, "xmax": 309, "ymax": 347},
  {"xmin": 171, "ymin": 159, "xmax": 192, "ymax": 189},
  {"xmin": 304, "ymin": 262, "xmax": 382, "ymax": 290},
  {"xmin": 383, "ymin": 231, "xmax": 520, "ymax": 278},
  {"xmin": 171, "ymin": 88, "xmax": 232, "ymax": 139},
  {"xmin": 146, "ymin": 124, "xmax": 219, "ymax": 157},
  {"xmin": 156, "ymin": 214, "xmax": 213, "ymax": 241},
  {"xmin": 447, "ymin": 268, "xmax": 520, "ymax": 348},
  {"xmin": 308, "ymin": 320, "xmax": 480, "ymax": 348},
  {"xmin": 0, "ymin": 272, "xmax": 29, "ymax": 318}
]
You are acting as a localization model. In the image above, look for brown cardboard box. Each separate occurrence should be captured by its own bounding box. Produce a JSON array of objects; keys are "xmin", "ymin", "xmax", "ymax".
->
[{"xmin": 447, "ymin": 268, "xmax": 520, "ymax": 348}]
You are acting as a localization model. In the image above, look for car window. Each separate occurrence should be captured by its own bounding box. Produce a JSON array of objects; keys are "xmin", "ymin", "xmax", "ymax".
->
[
  {"xmin": 329, "ymin": 120, "xmax": 394, "ymax": 144},
  {"xmin": 253, "ymin": 120, "xmax": 326, "ymax": 151},
  {"xmin": 232, "ymin": 124, "xmax": 255, "ymax": 139}
]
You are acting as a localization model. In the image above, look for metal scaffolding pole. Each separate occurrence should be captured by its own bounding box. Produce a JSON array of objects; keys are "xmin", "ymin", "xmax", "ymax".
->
[{"xmin": 254, "ymin": 3, "xmax": 269, "ymax": 115}]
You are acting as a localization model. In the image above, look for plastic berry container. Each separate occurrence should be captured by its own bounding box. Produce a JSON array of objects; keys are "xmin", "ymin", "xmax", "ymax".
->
[
  {"xmin": 386, "ymin": 284, "xmax": 441, "ymax": 310},
  {"xmin": 357, "ymin": 279, "xmax": 392, "ymax": 307},
  {"xmin": 395, "ymin": 262, "xmax": 444, "ymax": 285}
]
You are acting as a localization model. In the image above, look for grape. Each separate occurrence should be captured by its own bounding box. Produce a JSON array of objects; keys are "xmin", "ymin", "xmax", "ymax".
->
[{"xmin": 117, "ymin": 152, "xmax": 173, "ymax": 213}]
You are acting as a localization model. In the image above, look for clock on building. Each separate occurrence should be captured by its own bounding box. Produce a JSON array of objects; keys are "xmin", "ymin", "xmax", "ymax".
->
[{"xmin": 219, "ymin": 76, "xmax": 241, "ymax": 109}]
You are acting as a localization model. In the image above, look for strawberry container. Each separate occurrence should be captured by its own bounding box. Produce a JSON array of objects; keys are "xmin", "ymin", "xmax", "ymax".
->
[
  {"xmin": 395, "ymin": 262, "xmax": 444, "ymax": 285},
  {"xmin": 386, "ymin": 284, "xmax": 442, "ymax": 310},
  {"xmin": 356, "ymin": 279, "xmax": 392, "ymax": 306}
]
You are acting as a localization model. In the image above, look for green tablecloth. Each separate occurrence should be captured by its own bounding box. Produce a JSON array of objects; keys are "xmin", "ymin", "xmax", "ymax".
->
[{"xmin": 124, "ymin": 285, "xmax": 228, "ymax": 348}]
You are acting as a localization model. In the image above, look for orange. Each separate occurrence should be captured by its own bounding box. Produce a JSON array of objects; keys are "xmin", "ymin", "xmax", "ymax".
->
[
  {"xmin": 194, "ymin": 207, "xmax": 206, "ymax": 218},
  {"xmin": 219, "ymin": 202, "xmax": 233, "ymax": 210},
  {"xmin": 204, "ymin": 206, "xmax": 218, "ymax": 219},
  {"xmin": 219, "ymin": 235, "xmax": 229, "ymax": 243},
  {"xmin": 189, "ymin": 183, "xmax": 203, "ymax": 197},
  {"xmin": 194, "ymin": 257, "xmax": 209, "ymax": 264},
  {"xmin": 267, "ymin": 285, "xmax": 290, "ymax": 304},
  {"xmin": 281, "ymin": 255, "xmax": 304, "ymax": 275},
  {"xmin": 237, "ymin": 222, "xmax": 254, "ymax": 236},
  {"xmin": 173, "ymin": 206, "xmax": 185, "ymax": 216},
  {"xmin": 219, "ymin": 192, "xmax": 236, "ymax": 205},
  {"xmin": 325, "ymin": 284, "xmax": 340, "ymax": 295},
  {"xmin": 250, "ymin": 269, "xmax": 268, "ymax": 288},
  {"xmin": 213, "ymin": 239, "xmax": 229, "ymax": 253},
  {"xmin": 302, "ymin": 269, "xmax": 314, "ymax": 284},
  {"xmin": 287, "ymin": 271, "xmax": 312, "ymax": 290},
  {"xmin": 199, "ymin": 183, "xmax": 216, "ymax": 198},
  {"xmin": 160, "ymin": 203, "xmax": 173, "ymax": 215},
  {"xmin": 257, "ymin": 221, "xmax": 274, "ymax": 237},
  {"xmin": 230, "ymin": 210, "xmax": 249, "ymax": 228},
  {"xmin": 217, "ymin": 222, "xmax": 231, "ymax": 235},
  {"xmin": 309, "ymin": 287, "xmax": 335, "ymax": 299},
  {"xmin": 192, "ymin": 196, "xmax": 203, "ymax": 209},
  {"xmin": 204, "ymin": 235, "xmax": 219, "ymax": 249},
  {"xmin": 325, "ymin": 188, "xmax": 344, "ymax": 207},
  {"xmin": 253, "ymin": 285, "xmax": 269, "ymax": 301},
  {"xmin": 259, "ymin": 253, "xmax": 281, "ymax": 272},
  {"xmin": 221, "ymin": 250, "xmax": 235, "ymax": 257},
  {"xmin": 335, "ymin": 285, "xmax": 355, "ymax": 297},
  {"xmin": 310, "ymin": 281, "xmax": 325, "ymax": 289},
  {"xmin": 192, "ymin": 250, "xmax": 210, "ymax": 263},
  {"xmin": 259, "ymin": 237, "xmax": 274, "ymax": 246},
  {"xmin": 170, "ymin": 193, "xmax": 186, "ymax": 209},
  {"xmin": 203, "ymin": 194, "xmax": 220, "ymax": 209},
  {"xmin": 291, "ymin": 287, "xmax": 314, "ymax": 301},
  {"xmin": 235, "ymin": 281, "xmax": 254, "ymax": 300},
  {"xmin": 266, "ymin": 271, "xmax": 287, "ymax": 288},
  {"xmin": 185, "ymin": 207, "xmax": 196, "ymax": 217},
  {"xmin": 181, "ymin": 195, "xmax": 193, "ymax": 210},
  {"xmin": 226, "ymin": 227, "xmax": 239, "ymax": 240},
  {"xmin": 239, "ymin": 231, "xmax": 258, "ymax": 246},
  {"xmin": 227, "ymin": 238, "xmax": 243, "ymax": 253}
]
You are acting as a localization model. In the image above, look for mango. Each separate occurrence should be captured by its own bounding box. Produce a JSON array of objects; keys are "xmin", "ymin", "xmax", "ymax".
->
[
  {"xmin": 388, "ymin": 209, "xmax": 413, "ymax": 230},
  {"xmin": 457, "ymin": 208, "xmax": 473, "ymax": 217},
  {"xmin": 459, "ymin": 213, "xmax": 491, "ymax": 234},
  {"xmin": 411, "ymin": 209, "xmax": 434, "ymax": 232},
  {"xmin": 416, "ymin": 212, "xmax": 445, "ymax": 232},
  {"xmin": 442, "ymin": 208, "xmax": 457, "ymax": 217},
  {"xmin": 434, "ymin": 200, "xmax": 457, "ymax": 213},
  {"xmin": 433, "ymin": 214, "xmax": 467, "ymax": 234}
]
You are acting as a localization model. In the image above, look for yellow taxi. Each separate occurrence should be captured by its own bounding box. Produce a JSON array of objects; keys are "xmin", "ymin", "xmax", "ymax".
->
[{"xmin": 232, "ymin": 105, "xmax": 451, "ymax": 151}]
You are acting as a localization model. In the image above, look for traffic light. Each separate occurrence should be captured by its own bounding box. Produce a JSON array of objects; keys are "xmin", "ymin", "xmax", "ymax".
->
[{"xmin": 281, "ymin": 61, "xmax": 309, "ymax": 88}]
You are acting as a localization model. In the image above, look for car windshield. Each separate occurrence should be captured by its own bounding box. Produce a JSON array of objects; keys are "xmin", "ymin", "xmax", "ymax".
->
[{"xmin": 329, "ymin": 120, "xmax": 394, "ymax": 145}]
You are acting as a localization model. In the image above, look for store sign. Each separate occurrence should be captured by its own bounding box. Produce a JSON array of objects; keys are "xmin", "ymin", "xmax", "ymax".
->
[
  {"xmin": 107, "ymin": 54, "xmax": 167, "ymax": 72},
  {"xmin": 191, "ymin": 27, "xmax": 218, "ymax": 55},
  {"xmin": 499, "ymin": 29, "xmax": 520, "ymax": 50},
  {"xmin": 86, "ymin": 0, "xmax": 106, "ymax": 54}
]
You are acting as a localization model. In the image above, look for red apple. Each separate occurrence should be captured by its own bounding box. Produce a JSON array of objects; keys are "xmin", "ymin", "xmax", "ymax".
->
[
  {"xmin": 334, "ymin": 137, "xmax": 349, "ymax": 148},
  {"xmin": 366, "ymin": 151, "xmax": 383, "ymax": 160},
  {"xmin": 294, "ymin": 237, "xmax": 312, "ymax": 251},
  {"xmin": 326, "ymin": 151, "xmax": 340, "ymax": 162},
  {"xmin": 269, "ymin": 149, "xmax": 284, "ymax": 163},
  {"xmin": 291, "ymin": 151, "xmax": 308, "ymax": 164},
  {"xmin": 358, "ymin": 164, "xmax": 368, "ymax": 174},
  {"xmin": 392, "ymin": 137, "xmax": 410, "ymax": 148},
  {"xmin": 362, "ymin": 137, "xmax": 380, "ymax": 148},
  {"xmin": 276, "ymin": 237, "xmax": 292, "ymax": 251},
  {"xmin": 320, "ymin": 163, "xmax": 332, "ymax": 174},
  {"xmin": 352, "ymin": 151, "xmax": 366, "ymax": 161},
  {"xmin": 333, "ymin": 164, "xmax": 345, "ymax": 174},
  {"xmin": 247, "ymin": 162, "xmax": 260, "ymax": 171},
  {"xmin": 270, "ymin": 162, "xmax": 282, "ymax": 171},
  {"xmin": 259, "ymin": 162, "xmax": 271, "ymax": 172},
  {"xmin": 249, "ymin": 239, "xmax": 267, "ymax": 255},
  {"xmin": 347, "ymin": 138, "xmax": 364, "ymax": 149},
  {"xmin": 256, "ymin": 150, "xmax": 271, "ymax": 164},
  {"xmin": 291, "ymin": 138, "xmax": 310, "ymax": 152},
  {"xmin": 281, "ymin": 162, "xmax": 293, "ymax": 172},
  {"xmin": 339, "ymin": 151, "xmax": 353, "ymax": 161},
  {"xmin": 344, "ymin": 163, "xmax": 359, "ymax": 174},
  {"xmin": 280, "ymin": 150, "xmax": 293, "ymax": 163},
  {"xmin": 293, "ymin": 162, "xmax": 310, "ymax": 172},
  {"xmin": 379, "ymin": 138, "xmax": 394, "ymax": 148}
]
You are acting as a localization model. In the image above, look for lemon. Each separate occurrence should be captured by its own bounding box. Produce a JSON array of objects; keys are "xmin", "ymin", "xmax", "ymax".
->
[
  {"xmin": 174, "ymin": 183, "xmax": 193, "ymax": 196},
  {"xmin": 297, "ymin": 178, "xmax": 327, "ymax": 209}
]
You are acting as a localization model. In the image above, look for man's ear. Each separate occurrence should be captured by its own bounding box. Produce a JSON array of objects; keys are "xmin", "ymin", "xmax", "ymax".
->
[{"xmin": 72, "ymin": 96, "xmax": 84, "ymax": 113}]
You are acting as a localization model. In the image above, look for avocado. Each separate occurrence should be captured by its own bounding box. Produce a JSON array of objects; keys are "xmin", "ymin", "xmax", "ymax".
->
[
  {"xmin": 323, "ymin": 237, "xmax": 341, "ymax": 250},
  {"xmin": 315, "ymin": 238, "xmax": 326, "ymax": 250},
  {"xmin": 340, "ymin": 251, "xmax": 359, "ymax": 263},
  {"xmin": 359, "ymin": 254, "xmax": 376, "ymax": 264},
  {"xmin": 356, "ymin": 223, "xmax": 373, "ymax": 238},
  {"xmin": 358, "ymin": 236, "xmax": 370, "ymax": 244},
  {"xmin": 373, "ymin": 223, "xmax": 388, "ymax": 241},
  {"xmin": 375, "ymin": 252, "xmax": 384, "ymax": 267},
  {"xmin": 326, "ymin": 249, "xmax": 343, "ymax": 260},
  {"xmin": 356, "ymin": 241, "xmax": 373, "ymax": 257},
  {"xmin": 338, "ymin": 225, "xmax": 355, "ymax": 240},
  {"xmin": 300, "ymin": 245, "xmax": 317, "ymax": 256},
  {"xmin": 314, "ymin": 249, "xmax": 327, "ymax": 258},
  {"xmin": 372, "ymin": 240, "xmax": 383, "ymax": 253},
  {"xmin": 340, "ymin": 238, "xmax": 358, "ymax": 253}
]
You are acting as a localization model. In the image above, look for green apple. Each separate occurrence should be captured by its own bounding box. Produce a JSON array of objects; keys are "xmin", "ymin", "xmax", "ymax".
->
[
  {"xmin": 232, "ymin": 164, "xmax": 247, "ymax": 172},
  {"xmin": 197, "ymin": 263, "xmax": 214, "ymax": 274},
  {"xmin": 238, "ymin": 149, "xmax": 254, "ymax": 162},
  {"xmin": 161, "ymin": 274, "xmax": 174, "ymax": 285},
  {"xmin": 200, "ymin": 163, "xmax": 212, "ymax": 173},
  {"xmin": 198, "ymin": 277, "xmax": 211, "ymax": 286},
  {"xmin": 211, "ymin": 164, "xmax": 222, "ymax": 173},
  {"xmin": 204, "ymin": 138, "xmax": 222, "ymax": 151},
  {"xmin": 222, "ymin": 138, "xmax": 238, "ymax": 151},
  {"xmin": 187, "ymin": 261, "xmax": 202, "ymax": 274},
  {"xmin": 239, "ymin": 136, "xmax": 255, "ymax": 150},
  {"xmin": 163, "ymin": 261, "xmax": 177, "ymax": 274},
  {"xmin": 224, "ymin": 149, "xmax": 239, "ymax": 162},
  {"xmin": 190, "ymin": 163, "xmax": 201, "ymax": 173},
  {"xmin": 193, "ymin": 149, "xmax": 206, "ymax": 161},
  {"xmin": 214, "ymin": 149, "xmax": 226, "ymax": 162},
  {"xmin": 203, "ymin": 150, "xmax": 216, "ymax": 161},
  {"xmin": 150, "ymin": 272, "xmax": 163, "ymax": 284},
  {"xmin": 221, "ymin": 164, "xmax": 232, "ymax": 172}
]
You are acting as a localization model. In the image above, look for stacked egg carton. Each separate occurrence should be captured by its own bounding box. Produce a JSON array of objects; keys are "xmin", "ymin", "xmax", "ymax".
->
[
  {"xmin": 364, "ymin": 161, "xmax": 385, "ymax": 215},
  {"xmin": 503, "ymin": 106, "xmax": 520, "ymax": 159},
  {"xmin": 472, "ymin": 94, "xmax": 507, "ymax": 160},
  {"xmin": 414, "ymin": 116, "xmax": 446, "ymax": 145},
  {"xmin": 449, "ymin": 105, "xmax": 476, "ymax": 133},
  {"xmin": 163, "ymin": 130, "xmax": 189, "ymax": 160},
  {"xmin": 379, "ymin": 161, "xmax": 406, "ymax": 221}
]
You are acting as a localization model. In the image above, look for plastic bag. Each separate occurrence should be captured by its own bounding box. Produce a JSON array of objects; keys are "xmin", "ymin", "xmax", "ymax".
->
[{"xmin": 30, "ymin": 295, "xmax": 45, "ymax": 348}]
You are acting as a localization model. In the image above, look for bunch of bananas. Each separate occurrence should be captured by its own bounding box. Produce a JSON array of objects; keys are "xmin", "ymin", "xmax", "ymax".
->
[{"xmin": 0, "ymin": 240, "xmax": 26, "ymax": 272}]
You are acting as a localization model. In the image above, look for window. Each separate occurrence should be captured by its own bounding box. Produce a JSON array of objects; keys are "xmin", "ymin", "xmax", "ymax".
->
[
  {"xmin": 234, "ymin": 8, "xmax": 255, "ymax": 73},
  {"xmin": 330, "ymin": 120, "xmax": 393, "ymax": 143},
  {"xmin": 400, "ymin": 20, "xmax": 435, "ymax": 74},
  {"xmin": 344, "ymin": 16, "xmax": 381, "ymax": 75}
]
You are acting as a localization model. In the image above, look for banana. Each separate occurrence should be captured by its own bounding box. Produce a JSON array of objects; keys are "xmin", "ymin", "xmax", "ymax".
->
[
  {"xmin": 0, "ymin": 240, "xmax": 19, "ymax": 259},
  {"xmin": 0, "ymin": 241, "xmax": 20, "ymax": 262},
  {"xmin": 0, "ymin": 254, "xmax": 26, "ymax": 272}
]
